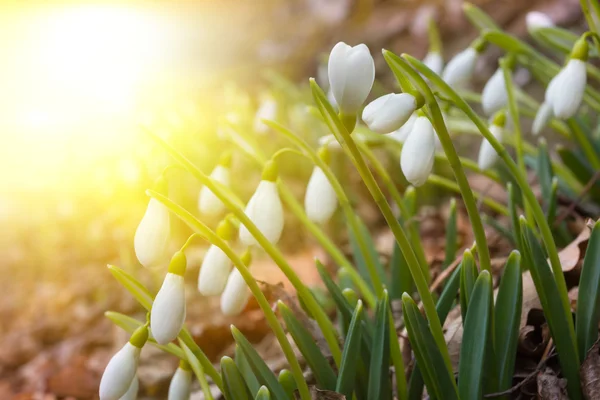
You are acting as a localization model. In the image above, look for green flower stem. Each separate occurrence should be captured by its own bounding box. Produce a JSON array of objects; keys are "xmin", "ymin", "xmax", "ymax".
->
[
  {"xmin": 566, "ymin": 118, "xmax": 600, "ymax": 169},
  {"xmin": 145, "ymin": 129, "xmax": 343, "ymax": 366},
  {"xmin": 406, "ymin": 53, "xmax": 577, "ymax": 365},
  {"xmin": 385, "ymin": 51, "xmax": 492, "ymax": 274},
  {"xmin": 149, "ymin": 190, "xmax": 312, "ymax": 400},
  {"xmin": 356, "ymin": 141, "xmax": 430, "ymax": 281},
  {"xmin": 580, "ymin": 0, "xmax": 600, "ymax": 42},
  {"xmin": 225, "ymin": 125, "xmax": 376, "ymax": 308},
  {"xmin": 501, "ymin": 56, "xmax": 534, "ymax": 226},
  {"xmin": 180, "ymin": 341, "xmax": 215, "ymax": 400},
  {"xmin": 310, "ymin": 79, "xmax": 456, "ymax": 387}
]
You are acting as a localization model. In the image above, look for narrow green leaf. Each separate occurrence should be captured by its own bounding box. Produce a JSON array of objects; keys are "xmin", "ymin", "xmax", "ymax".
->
[
  {"xmin": 547, "ymin": 178, "xmax": 559, "ymax": 227},
  {"xmin": 402, "ymin": 294, "xmax": 459, "ymax": 400},
  {"xmin": 221, "ymin": 356, "xmax": 253, "ymax": 400},
  {"xmin": 557, "ymin": 146, "xmax": 600, "ymax": 200},
  {"xmin": 459, "ymin": 250, "xmax": 477, "ymax": 323},
  {"xmin": 108, "ymin": 265, "xmax": 153, "ymax": 311},
  {"xmin": 180, "ymin": 341, "xmax": 214, "ymax": 400},
  {"xmin": 347, "ymin": 216, "xmax": 388, "ymax": 289},
  {"xmin": 537, "ymin": 139, "xmax": 554, "ymax": 213},
  {"xmin": 232, "ymin": 326, "xmax": 291, "ymax": 400},
  {"xmin": 521, "ymin": 220, "xmax": 582, "ymax": 399},
  {"xmin": 494, "ymin": 251, "xmax": 523, "ymax": 393},
  {"xmin": 507, "ymin": 183, "xmax": 524, "ymax": 251},
  {"xmin": 278, "ymin": 370, "xmax": 297, "ymax": 399},
  {"xmin": 336, "ymin": 301, "xmax": 364, "ymax": 398},
  {"xmin": 443, "ymin": 198, "xmax": 458, "ymax": 269},
  {"xmin": 278, "ymin": 302, "xmax": 337, "ymax": 390},
  {"xmin": 458, "ymin": 271, "xmax": 492, "ymax": 400},
  {"xmin": 462, "ymin": 2, "xmax": 500, "ymax": 31},
  {"xmin": 255, "ymin": 386, "xmax": 271, "ymax": 400},
  {"xmin": 368, "ymin": 291, "xmax": 391, "ymax": 400},
  {"xmin": 577, "ymin": 221, "xmax": 600, "ymax": 360},
  {"xmin": 235, "ymin": 345, "xmax": 261, "ymax": 396},
  {"xmin": 390, "ymin": 218, "xmax": 414, "ymax": 300}
]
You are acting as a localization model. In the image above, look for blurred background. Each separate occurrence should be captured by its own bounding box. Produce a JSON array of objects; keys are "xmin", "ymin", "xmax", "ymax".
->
[{"xmin": 0, "ymin": 0, "xmax": 581, "ymax": 398}]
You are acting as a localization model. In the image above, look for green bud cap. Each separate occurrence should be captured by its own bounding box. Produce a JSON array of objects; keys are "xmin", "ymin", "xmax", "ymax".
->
[
  {"xmin": 153, "ymin": 174, "xmax": 168, "ymax": 195},
  {"xmin": 240, "ymin": 249, "xmax": 252, "ymax": 266},
  {"xmin": 261, "ymin": 160, "xmax": 278, "ymax": 182},
  {"xmin": 317, "ymin": 146, "xmax": 331, "ymax": 164},
  {"xmin": 167, "ymin": 251, "xmax": 187, "ymax": 276},
  {"xmin": 219, "ymin": 151, "xmax": 233, "ymax": 168},
  {"xmin": 501, "ymin": 53, "xmax": 517, "ymax": 70},
  {"xmin": 216, "ymin": 217, "xmax": 236, "ymax": 240},
  {"xmin": 342, "ymin": 288, "xmax": 359, "ymax": 307},
  {"xmin": 179, "ymin": 359, "xmax": 192, "ymax": 371},
  {"xmin": 571, "ymin": 35, "xmax": 589, "ymax": 61},
  {"xmin": 412, "ymin": 91, "xmax": 425, "ymax": 109},
  {"xmin": 339, "ymin": 112, "xmax": 357, "ymax": 133},
  {"xmin": 129, "ymin": 324, "xmax": 149, "ymax": 348},
  {"xmin": 471, "ymin": 37, "xmax": 488, "ymax": 53},
  {"xmin": 492, "ymin": 110, "xmax": 506, "ymax": 127}
]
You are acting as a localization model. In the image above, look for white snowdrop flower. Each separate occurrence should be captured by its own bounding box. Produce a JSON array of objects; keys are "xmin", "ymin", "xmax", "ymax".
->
[
  {"xmin": 221, "ymin": 267, "xmax": 251, "ymax": 316},
  {"xmin": 119, "ymin": 376, "xmax": 139, "ymax": 400},
  {"xmin": 327, "ymin": 88, "xmax": 339, "ymax": 112},
  {"xmin": 254, "ymin": 97, "xmax": 277, "ymax": 134},
  {"xmin": 318, "ymin": 134, "xmax": 342, "ymax": 150},
  {"xmin": 305, "ymin": 165, "xmax": 338, "ymax": 224},
  {"xmin": 134, "ymin": 194, "xmax": 170, "ymax": 268},
  {"xmin": 99, "ymin": 326, "xmax": 147, "ymax": 400},
  {"xmin": 546, "ymin": 59, "xmax": 587, "ymax": 119},
  {"xmin": 400, "ymin": 116, "xmax": 436, "ymax": 186},
  {"xmin": 532, "ymin": 102, "xmax": 553, "ymax": 135},
  {"xmin": 481, "ymin": 68, "xmax": 508, "ymax": 116},
  {"xmin": 423, "ymin": 51, "xmax": 444, "ymax": 75},
  {"xmin": 362, "ymin": 93, "xmax": 417, "ymax": 134},
  {"xmin": 328, "ymin": 42, "xmax": 375, "ymax": 114},
  {"xmin": 198, "ymin": 245, "xmax": 233, "ymax": 296},
  {"xmin": 151, "ymin": 252, "xmax": 187, "ymax": 345},
  {"xmin": 442, "ymin": 47, "xmax": 478, "ymax": 88},
  {"xmin": 526, "ymin": 11, "xmax": 554, "ymax": 32},
  {"xmin": 387, "ymin": 112, "xmax": 417, "ymax": 142},
  {"xmin": 198, "ymin": 155, "xmax": 231, "ymax": 216},
  {"xmin": 168, "ymin": 363, "xmax": 193, "ymax": 400},
  {"xmin": 239, "ymin": 162, "xmax": 284, "ymax": 246},
  {"xmin": 478, "ymin": 117, "xmax": 505, "ymax": 170}
]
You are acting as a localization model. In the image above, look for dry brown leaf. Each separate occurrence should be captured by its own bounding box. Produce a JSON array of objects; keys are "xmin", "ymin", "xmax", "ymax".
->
[
  {"xmin": 581, "ymin": 340, "xmax": 600, "ymax": 399},
  {"xmin": 537, "ymin": 368, "xmax": 568, "ymax": 399},
  {"xmin": 557, "ymin": 224, "xmax": 591, "ymax": 272}
]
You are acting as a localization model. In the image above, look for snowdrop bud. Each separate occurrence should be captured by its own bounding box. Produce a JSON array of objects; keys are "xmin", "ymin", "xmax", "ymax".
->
[
  {"xmin": 481, "ymin": 68, "xmax": 508, "ymax": 116},
  {"xmin": 99, "ymin": 325, "xmax": 147, "ymax": 400},
  {"xmin": 442, "ymin": 47, "xmax": 478, "ymax": 88},
  {"xmin": 198, "ymin": 153, "xmax": 231, "ymax": 216},
  {"xmin": 198, "ymin": 244, "xmax": 233, "ymax": 296},
  {"xmin": 532, "ymin": 102, "xmax": 553, "ymax": 135},
  {"xmin": 362, "ymin": 93, "xmax": 417, "ymax": 134},
  {"xmin": 134, "ymin": 177, "xmax": 170, "ymax": 268},
  {"xmin": 526, "ymin": 11, "xmax": 554, "ymax": 32},
  {"xmin": 423, "ymin": 51, "xmax": 444, "ymax": 75},
  {"xmin": 546, "ymin": 58, "xmax": 587, "ymax": 119},
  {"xmin": 400, "ymin": 116, "xmax": 436, "ymax": 186},
  {"xmin": 239, "ymin": 161, "xmax": 284, "ymax": 246},
  {"xmin": 328, "ymin": 42, "xmax": 375, "ymax": 114},
  {"xmin": 305, "ymin": 163, "xmax": 338, "ymax": 224},
  {"xmin": 151, "ymin": 252, "xmax": 187, "ymax": 345},
  {"xmin": 220, "ymin": 250, "xmax": 252, "ymax": 316},
  {"xmin": 168, "ymin": 361, "xmax": 192, "ymax": 400},
  {"xmin": 387, "ymin": 112, "xmax": 417, "ymax": 142},
  {"xmin": 327, "ymin": 88, "xmax": 339, "ymax": 112},
  {"xmin": 478, "ymin": 113, "xmax": 505, "ymax": 170},
  {"xmin": 119, "ymin": 376, "xmax": 139, "ymax": 400},
  {"xmin": 254, "ymin": 97, "xmax": 277, "ymax": 134}
]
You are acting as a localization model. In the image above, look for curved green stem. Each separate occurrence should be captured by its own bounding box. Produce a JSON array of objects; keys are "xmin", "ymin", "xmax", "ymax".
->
[
  {"xmin": 145, "ymin": 129, "xmax": 343, "ymax": 366},
  {"xmin": 150, "ymin": 191, "xmax": 311, "ymax": 400},
  {"xmin": 385, "ymin": 51, "xmax": 492, "ymax": 274}
]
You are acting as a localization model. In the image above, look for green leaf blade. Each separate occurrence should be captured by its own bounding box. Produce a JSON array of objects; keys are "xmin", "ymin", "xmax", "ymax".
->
[{"xmin": 577, "ymin": 221, "xmax": 600, "ymax": 360}]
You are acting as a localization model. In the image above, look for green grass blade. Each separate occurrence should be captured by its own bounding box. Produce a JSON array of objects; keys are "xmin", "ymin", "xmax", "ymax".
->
[
  {"xmin": 459, "ymin": 249, "xmax": 477, "ymax": 323},
  {"xmin": 537, "ymin": 139, "xmax": 554, "ymax": 214},
  {"xmin": 494, "ymin": 251, "xmax": 523, "ymax": 393},
  {"xmin": 458, "ymin": 271, "xmax": 492, "ymax": 400},
  {"xmin": 278, "ymin": 302, "xmax": 337, "ymax": 390},
  {"xmin": 462, "ymin": 2, "xmax": 500, "ymax": 31},
  {"xmin": 507, "ymin": 183, "xmax": 524, "ymax": 251},
  {"xmin": 443, "ymin": 198, "xmax": 458, "ymax": 269},
  {"xmin": 235, "ymin": 345, "xmax": 261, "ymax": 396},
  {"xmin": 576, "ymin": 221, "xmax": 600, "ymax": 360},
  {"xmin": 221, "ymin": 356, "xmax": 253, "ymax": 400},
  {"xmin": 232, "ymin": 327, "xmax": 291, "ymax": 400},
  {"xmin": 255, "ymin": 386, "xmax": 271, "ymax": 400},
  {"xmin": 180, "ymin": 341, "xmax": 214, "ymax": 400},
  {"xmin": 347, "ymin": 216, "xmax": 388, "ymax": 289},
  {"xmin": 368, "ymin": 290, "xmax": 391, "ymax": 400},
  {"xmin": 390, "ymin": 218, "xmax": 414, "ymax": 300},
  {"xmin": 521, "ymin": 219, "xmax": 582, "ymax": 399},
  {"xmin": 557, "ymin": 146, "xmax": 600, "ymax": 200},
  {"xmin": 336, "ymin": 301, "xmax": 364, "ymax": 398},
  {"xmin": 108, "ymin": 265, "xmax": 153, "ymax": 311}
]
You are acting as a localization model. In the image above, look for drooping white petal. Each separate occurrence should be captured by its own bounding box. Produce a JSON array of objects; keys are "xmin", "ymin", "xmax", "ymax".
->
[
  {"xmin": 387, "ymin": 112, "xmax": 417, "ymax": 142},
  {"xmin": 400, "ymin": 117, "xmax": 436, "ymax": 186},
  {"xmin": 526, "ymin": 11, "xmax": 554, "ymax": 32},
  {"xmin": 327, "ymin": 88, "xmax": 339, "ymax": 112},
  {"xmin": 362, "ymin": 93, "xmax": 416, "ymax": 134},
  {"xmin": 151, "ymin": 273, "xmax": 186, "ymax": 345},
  {"xmin": 423, "ymin": 51, "xmax": 444, "ymax": 75},
  {"xmin": 478, "ymin": 124, "xmax": 504, "ymax": 170},
  {"xmin": 119, "ymin": 375, "xmax": 139, "ymax": 400},
  {"xmin": 442, "ymin": 47, "xmax": 478, "ymax": 88},
  {"xmin": 99, "ymin": 343, "xmax": 141, "ymax": 400},
  {"xmin": 198, "ymin": 245, "xmax": 233, "ymax": 296},
  {"xmin": 481, "ymin": 69, "xmax": 508, "ymax": 116},
  {"xmin": 220, "ymin": 268, "xmax": 250, "ymax": 316},
  {"xmin": 532, "ymin": 102, "xmax": 554, "ymax": 135},
  {"xmin": 328, "ymin": 42, "xmax": 375, "ymax": 114},
  {"xmin": 239, "ymin": 180, "xmax": 284, "ymax": 246},
  {"xmin": 547, "ymin": 59, "xmax": 587, "ymax": 119},
  {"xmin": 198, "ymin": 165, "xmax": 230, "ymax": 216},
  {"xmin": 134, "ymin": 198, "xmax": 170, "ymax": 268},
  {"xmin": 168, "ymin": 367, "xmax": 193, "ymax": 400},
  {"xmin": 254, "ymin": 98, "xmax": 277, "ymax": 134},
  {"xmin": 304, "ymin": 166, "xmax": 338, "ymax": 224}
]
